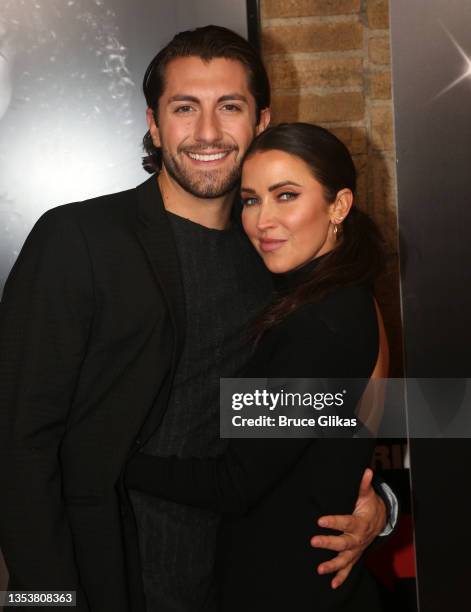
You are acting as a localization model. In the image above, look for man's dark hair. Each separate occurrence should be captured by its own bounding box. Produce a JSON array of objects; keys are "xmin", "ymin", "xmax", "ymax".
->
[{"xmin": 141, "ymin": 25, "xmax": 270, "ymax": 173}]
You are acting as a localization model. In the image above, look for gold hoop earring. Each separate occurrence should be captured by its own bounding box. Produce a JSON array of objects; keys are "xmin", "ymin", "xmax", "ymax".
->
[{"xmin": 333, "ymin": 223, "xmax": 338, "ymax": 236}]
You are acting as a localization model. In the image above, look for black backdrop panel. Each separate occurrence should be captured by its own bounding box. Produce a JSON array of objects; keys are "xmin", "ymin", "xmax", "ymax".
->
[{"xmin": 390, "ymin": 1, "xmax": 471, "ymax": 610}]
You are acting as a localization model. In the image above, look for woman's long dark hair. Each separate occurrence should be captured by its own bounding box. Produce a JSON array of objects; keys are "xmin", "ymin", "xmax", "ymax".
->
[{"xmin": 246, "ymin": 123, "xmax": 385, "ymax": 342}]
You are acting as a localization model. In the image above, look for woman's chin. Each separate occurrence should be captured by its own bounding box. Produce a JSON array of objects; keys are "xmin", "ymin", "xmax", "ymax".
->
[{"xmin": 262, "ymin": 257, "xmax": 297, "ymax": 275}]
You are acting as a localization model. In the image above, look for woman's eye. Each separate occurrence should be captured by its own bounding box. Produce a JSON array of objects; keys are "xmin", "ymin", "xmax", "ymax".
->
[
  {"xmin": 278, "ymin": 191, "xmax": 298, "ymax": 201},
  {"xmin": 241, "ymin": 196, "xmax": 259, "ymax": 207}
]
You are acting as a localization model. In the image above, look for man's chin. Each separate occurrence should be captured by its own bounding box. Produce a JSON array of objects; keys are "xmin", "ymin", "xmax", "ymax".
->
[
  {"xmin": 185, "ymin": 182, "xmax": 238, "ymax": 199},
  {"xmin": 171, "ymin": 170, "xmax": 240, "ymax": 199},
  {"xmin": 162, "ymin": 151, "xmax": 241, "ymax": 199}
]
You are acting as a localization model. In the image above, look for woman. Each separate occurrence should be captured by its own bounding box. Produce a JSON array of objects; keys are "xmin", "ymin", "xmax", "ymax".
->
[{"xmin": 126, "ymin": 123, "xmax": 386, "ymax": 611}]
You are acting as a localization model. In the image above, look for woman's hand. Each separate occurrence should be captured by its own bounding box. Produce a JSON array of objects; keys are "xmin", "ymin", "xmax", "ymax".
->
[{"xmin": 310, "ymin": 468, "xmax": 386, "ymax": 589}]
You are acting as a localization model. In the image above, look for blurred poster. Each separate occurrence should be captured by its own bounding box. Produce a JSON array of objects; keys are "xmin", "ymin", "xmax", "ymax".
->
[{"xmin": 0, "ymin": 0, "xmax": 250, "ymax": 292}]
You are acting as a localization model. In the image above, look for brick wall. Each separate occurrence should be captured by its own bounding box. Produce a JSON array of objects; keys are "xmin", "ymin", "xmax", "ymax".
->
[{"xmin": 260, "ymin": 0, "xmax": 403, "ymax": 374}]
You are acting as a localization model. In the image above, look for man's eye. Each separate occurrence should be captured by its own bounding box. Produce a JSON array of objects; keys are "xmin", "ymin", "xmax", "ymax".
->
[
  {"xmin": 221, "ymin": 104, "xmax": 242, "ymax": 112},
  {"xmin": 174, "ymin": 105, "xmax": 194, "ymax": 113},
  {"xmin": 241, "ymin": 196, "xmax": 259, "ymax": 207},
  {"xmin": 278, "ymin": 192, "xmax": 298, "ymax": 201}
]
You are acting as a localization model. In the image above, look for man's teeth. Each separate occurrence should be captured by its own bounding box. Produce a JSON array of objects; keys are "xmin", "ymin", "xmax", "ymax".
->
[{"xmin": 187, "ymin": 152, "xmax": 228, "ymax": 161}]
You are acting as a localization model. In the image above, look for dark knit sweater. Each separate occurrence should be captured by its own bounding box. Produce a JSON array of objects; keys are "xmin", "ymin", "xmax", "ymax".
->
[{"xmin": 129, "ymin": 212, "xmax": 273, "ymax": 611}]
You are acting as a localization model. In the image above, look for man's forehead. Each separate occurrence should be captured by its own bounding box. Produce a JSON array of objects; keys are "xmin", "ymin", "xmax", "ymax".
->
[{"xmin": 162, "ymin": 56, "xmax": 252, "ymax": 98}]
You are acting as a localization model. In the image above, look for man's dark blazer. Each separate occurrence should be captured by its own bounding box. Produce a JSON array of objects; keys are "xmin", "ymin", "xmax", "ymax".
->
[{"xmin": 0, "ymin": 176, "xmax": 184, "ymax": 611}]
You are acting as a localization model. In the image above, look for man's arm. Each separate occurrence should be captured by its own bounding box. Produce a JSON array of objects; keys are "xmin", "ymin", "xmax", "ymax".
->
[
  {"xmin": 0, "ymin": 208, "xmax": 93, "ymax": 607},
  {"xmin": 311, "ymin": 468, "xmax": 398, "ymax": 588}
]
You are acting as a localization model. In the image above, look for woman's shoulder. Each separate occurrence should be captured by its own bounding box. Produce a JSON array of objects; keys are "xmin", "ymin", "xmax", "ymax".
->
[
  {"xmin": 251, "ymin": 284, "xmax": 377, "ymax": 378},
  {"xmin": 259, "ymin": 284, "xmax": 377, "ymax": 358},
  {"xmin": 282, "ymin": 284, "xmax": 375, "ymax": 336}
]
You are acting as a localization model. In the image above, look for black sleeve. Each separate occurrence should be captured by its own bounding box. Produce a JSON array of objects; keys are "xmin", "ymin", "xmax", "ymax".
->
[
  {"xmin": 126, "ymin": 437, "xmax": 312, "ymax": 515},
  {"xmin": 126, "ymin": 315, "xmax": 372, "ymax": 516},
  {"xmin": 0, "ymin": 208, "xmax": 93, "ymax": 606}
]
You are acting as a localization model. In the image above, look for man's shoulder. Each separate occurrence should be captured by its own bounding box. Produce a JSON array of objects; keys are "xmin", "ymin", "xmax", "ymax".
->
[{"xmin": 42, "ymin": 183, "xmax": 140, "ymax": 229}]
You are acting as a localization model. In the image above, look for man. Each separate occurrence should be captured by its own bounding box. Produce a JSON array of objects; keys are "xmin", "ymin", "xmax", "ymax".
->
[{"xmin": 0, "ymin": 25, "xmax": 395, "ymax": 611}]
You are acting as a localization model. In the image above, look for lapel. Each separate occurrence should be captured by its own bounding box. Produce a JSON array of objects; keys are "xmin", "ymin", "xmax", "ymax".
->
[{"xmin": 134, "ymin": 174, "xmax": 186, "ymax": 374}]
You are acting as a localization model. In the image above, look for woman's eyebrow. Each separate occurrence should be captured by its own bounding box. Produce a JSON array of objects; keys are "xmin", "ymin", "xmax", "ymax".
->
[
  {"xmin": 268, "ymin": 180, "xmax": 302, "ymax": 191},
  {"xmin": 241, "ymin": 181, "xmax": 303, "ymax": 193}
]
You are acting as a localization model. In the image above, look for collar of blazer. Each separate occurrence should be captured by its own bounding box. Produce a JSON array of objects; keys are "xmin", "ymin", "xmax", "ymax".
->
[{"xmin": 135, "ymin": 174, "xmax": 186, "ymax": 373}]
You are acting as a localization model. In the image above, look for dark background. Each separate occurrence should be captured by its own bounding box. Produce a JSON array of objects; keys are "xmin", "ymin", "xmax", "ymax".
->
[{"xmin": 390, "ymin": 1, "xmax": 471, "ymax": 610}]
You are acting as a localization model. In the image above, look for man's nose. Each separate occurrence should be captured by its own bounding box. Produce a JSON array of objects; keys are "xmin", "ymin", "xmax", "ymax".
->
[{"xmin": 194, "ymin": 110, "xmax": 223, "ymax": 144}]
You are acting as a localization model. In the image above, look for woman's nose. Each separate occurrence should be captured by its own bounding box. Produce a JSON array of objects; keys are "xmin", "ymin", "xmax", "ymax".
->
[{"xmin": 256, "ymin": 202, "xmax": 277, "ymax": 231}]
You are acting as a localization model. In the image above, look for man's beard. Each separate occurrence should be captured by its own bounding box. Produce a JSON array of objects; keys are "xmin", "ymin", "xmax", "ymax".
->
[{"xmin": 160, "ymin": 145, "xmax": 241, "ymax": 199}]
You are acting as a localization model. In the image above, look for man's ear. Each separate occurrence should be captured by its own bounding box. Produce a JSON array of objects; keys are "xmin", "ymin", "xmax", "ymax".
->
[
  {"xmin": 255, "ymin": 107, "xmax": 271, "ymax": 135},
  {"xmin": 330, "ymin": 189, "xmax": 354, "ymax": 223},
  {"xmin": 146, "ymin": 107, "xmax": 161, "ymax": 147}
]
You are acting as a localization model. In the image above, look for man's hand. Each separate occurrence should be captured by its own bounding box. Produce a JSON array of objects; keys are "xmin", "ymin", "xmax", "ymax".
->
[{"xmin": 310, "ymin": 468, "xmax": 386, "ymax": 589}]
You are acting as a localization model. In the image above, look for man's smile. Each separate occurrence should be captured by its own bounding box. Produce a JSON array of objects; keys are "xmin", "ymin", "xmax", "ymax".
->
[{"xmin": 186, "ymin": 151, "xmax": 231, "ymax": 163}]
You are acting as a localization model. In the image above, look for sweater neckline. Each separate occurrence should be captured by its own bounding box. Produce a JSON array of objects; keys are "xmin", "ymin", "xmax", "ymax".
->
[{"xmin": 272, "ymin": 252, "xmax": 331, "ymax": 293}]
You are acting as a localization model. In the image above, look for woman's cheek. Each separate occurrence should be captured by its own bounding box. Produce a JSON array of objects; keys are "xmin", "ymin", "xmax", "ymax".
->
[
  {"xmin": 241, "ymin": 207, "xmax": 255, "ymax": 236},
  {"xmin": 241, "ymin": 208, "xmax": 261, "ymax": 254}
]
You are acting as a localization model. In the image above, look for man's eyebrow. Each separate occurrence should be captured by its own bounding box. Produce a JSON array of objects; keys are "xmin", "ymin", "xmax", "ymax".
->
[
  {"xmin": 167, "ymin": 95, "xmax": 200, "ymax": 103},
  {"xmin": 167, "ymin": 94, "xmax": 249, "ymax": 104},
  {"xmin": 218, "ymin": 94, "xmax": 248, "ymax": 103}
]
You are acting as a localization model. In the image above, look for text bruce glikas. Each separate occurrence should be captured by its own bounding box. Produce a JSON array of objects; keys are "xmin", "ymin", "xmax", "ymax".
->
[{"xmin": 230, "ymin": 389, "xmax": 357, "ymax": 429}]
